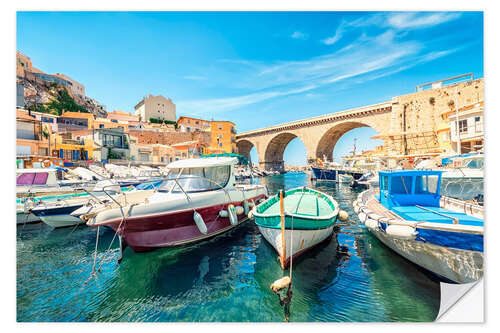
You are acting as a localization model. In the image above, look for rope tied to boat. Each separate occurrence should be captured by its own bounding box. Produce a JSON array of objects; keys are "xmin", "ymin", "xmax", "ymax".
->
[
  {"xmin": 270, "ymin": 189, "xmax": 294, "ymax": 322},
  {"xmin": 83, "ymin": 203, "xmax": 137, "ymax": 289}
]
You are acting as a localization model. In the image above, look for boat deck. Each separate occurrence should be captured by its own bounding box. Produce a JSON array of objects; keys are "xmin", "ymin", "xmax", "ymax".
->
[
  {"xmin": 391, "ymin": 206, "xmax": 483, "ymax": 227},
  {"xmin": 362, "ymin": 191, "xmax": 483, "ymax": 227},
  {"xmin": 265, "ymin": 193, "xmax": 333, "ymax": 217}
]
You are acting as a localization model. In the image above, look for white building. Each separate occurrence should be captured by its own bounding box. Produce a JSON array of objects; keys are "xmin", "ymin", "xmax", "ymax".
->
[
  {"xmin": 449, "ymin": 102, "xmax": 484, "ymax": 154},
  {"xmin": 134, "ymin": 94, "xmax": 176, "ymax": 122}
]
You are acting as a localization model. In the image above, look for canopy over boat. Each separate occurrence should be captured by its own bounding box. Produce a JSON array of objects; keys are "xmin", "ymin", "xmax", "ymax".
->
[
  {"xmin": 378, "ymin": 170, "xmax": 443, "ymax": 209},
  {"xmin": 167, "ymin": 156, "xmax": 239, "ymax": 169},
  {"xmin": 201, "ymin": 153, "xmax": 249, "ymax": 166}
]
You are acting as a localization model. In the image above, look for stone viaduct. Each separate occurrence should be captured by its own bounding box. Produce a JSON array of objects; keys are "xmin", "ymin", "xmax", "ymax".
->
[
  {"xmin": 235, "ymin": 78, "xmax": 484, "ymax": 171},
  {"xmin": 235, "ymin": 101, "xmax": 393, "ymax": 171}
]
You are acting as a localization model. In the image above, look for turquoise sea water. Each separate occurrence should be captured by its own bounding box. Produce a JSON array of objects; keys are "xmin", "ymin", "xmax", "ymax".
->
[{"xmin": 17, "ymin": 172, "xmax": 441, "ymax": 322}]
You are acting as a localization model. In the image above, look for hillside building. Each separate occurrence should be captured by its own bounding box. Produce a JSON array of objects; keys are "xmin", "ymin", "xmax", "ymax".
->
[{"xmin": 134, "ymin": 94, "xmax": 176, "ymax": 122}]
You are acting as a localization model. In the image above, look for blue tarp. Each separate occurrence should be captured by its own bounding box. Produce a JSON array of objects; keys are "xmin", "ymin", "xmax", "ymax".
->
[
  {"xmin": 441, "ymin": 153, "xmax": 475, "ymax": 166},
  {"xmin": 47, "ymin": 165, "xmax": 68, "ymax": 172}
]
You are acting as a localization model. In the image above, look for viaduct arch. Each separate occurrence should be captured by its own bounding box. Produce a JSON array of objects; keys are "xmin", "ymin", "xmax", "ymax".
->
[{"xmin": 236, "ymin": 102, "xmax": 392, "ymax": 171}]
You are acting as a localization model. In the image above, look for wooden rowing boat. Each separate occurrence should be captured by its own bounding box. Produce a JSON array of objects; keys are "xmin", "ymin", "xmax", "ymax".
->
[{"xmin": 253, "ymin": 187, "xmax": 339, "ymax": 269}]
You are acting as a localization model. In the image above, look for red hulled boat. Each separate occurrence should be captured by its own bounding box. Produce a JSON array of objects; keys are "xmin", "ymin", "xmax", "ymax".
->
[{"xmin": 87, "ymin": 157, "xmax": 268, "ymax": 252}]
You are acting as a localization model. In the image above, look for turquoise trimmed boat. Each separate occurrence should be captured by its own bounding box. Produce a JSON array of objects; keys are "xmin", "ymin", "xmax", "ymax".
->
[{"xmin": 252, "ymin": 187, "xmax": 339, "ymax": 268}]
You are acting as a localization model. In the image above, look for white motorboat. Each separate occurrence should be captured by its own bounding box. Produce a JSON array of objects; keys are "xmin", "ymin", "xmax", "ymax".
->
[{"xmin": 86, "ymin": 156, "xmax": 269, "ymax": 253}]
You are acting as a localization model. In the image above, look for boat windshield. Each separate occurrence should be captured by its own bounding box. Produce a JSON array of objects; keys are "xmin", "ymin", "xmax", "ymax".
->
[
  {"xmin": 462, "ymin": 157, "xmax": 484, "ymax": 169},
  {"xmin": 158, "ymin": 166, "xmax": 231, "ymax": 193}
]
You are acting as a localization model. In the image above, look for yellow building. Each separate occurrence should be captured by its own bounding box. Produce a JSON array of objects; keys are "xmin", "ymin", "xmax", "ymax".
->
[
  {"xmin": 209, "ymin": 121, "xmax": 236, "ymax": 154},
  {"xmin": 49, "ymin": 131, "xmax": 95, "ymax": 161},
  {"xmin": 59, "ymin": 111, "xmax": 95, "ymax": 131}
]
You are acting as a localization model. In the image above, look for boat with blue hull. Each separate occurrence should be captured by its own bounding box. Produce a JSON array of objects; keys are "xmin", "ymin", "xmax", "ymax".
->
[
  {"xmin": 311, "ymin": 166, "xmax": 364, "ymax": 182},
  {"xmin": 352, "ymin": 170, "xmax": 483, "ymax": 283}
]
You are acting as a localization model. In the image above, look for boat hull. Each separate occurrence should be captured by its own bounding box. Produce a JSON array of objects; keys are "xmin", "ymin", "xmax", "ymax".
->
[
  {"xmin": 16, "ymin": 212, "xmax": 40, "ymax": 224},
  {"xmin": 40, "ymin": 214, "xmax": 86, "ymax": 228},
  {"xmin": 258, "ymin": 225, "xmax": 335, "ymax": 268},
  {"xmin": 311, "ymin": 167, "xmax": 364, "ymax": 181},
  {"xmin": 91, "ymin": 193, "xmax": 267, "ymax": 252},
  {"xmin": 368, "ymin": 226, "xmax": 482, "ymax": 283},
  {"xmin": 31, "ymin": 204, "xmax": 86, "ymax": 228}
]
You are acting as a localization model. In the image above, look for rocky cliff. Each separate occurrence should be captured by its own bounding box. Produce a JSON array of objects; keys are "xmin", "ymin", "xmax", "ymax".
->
[{"xmin": 18, "ymin": 76, "xmax": 107, "ymax": 118}]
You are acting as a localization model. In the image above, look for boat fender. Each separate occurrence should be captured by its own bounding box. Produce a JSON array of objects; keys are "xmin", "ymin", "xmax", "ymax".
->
[
  {"xmin": 361, "ymin": 207, "xmax": 372, "ymax": 216},
  {"xmin": 193, "ymin": 211, "xmax": 208, "ymax": 235},
  {"xmin": 219, "ymin": 210, "xmax": 229, "ymax": 218},
  {"xmin": 228, "ymin": 204, "xmax": 238, "ymax": 226},
  {"xmin": 353, "ymin": 203, "xmax": 361, "ymax": 214},
  {"xmin": 365, "ymin": 218, "xmax": 379, "ymax": 230},
  {"xmin": 368, "ymin": 213, "xmax": 382, "ymax": 220},
  {"xmin": 378, "ymin": 217, "xmax": 389, "ymax": 224},
  {"xmin": 243, "ymin": 200, "xmax": 250, "ymax": 215},
  {"xmin": 358, "ymin": 212, "xmax": 367, "ymax": 223},
  {"xmin": 235, "ymin": 206, "xmax": 245, "ymax": 215},
  {"xmin": 247, "ymin": 209, "xmax": 254, "ymax": 219},
  {"xmin": 338, "ymin": 210, "xmax": 349, "ymax": 221},
  {"xmin": 385, "ymin": 225, "xmax": 417, "ymax": 239},
  {"xmin": 248, "ymin": 201, "xmax": 256, "ymax": 208}
]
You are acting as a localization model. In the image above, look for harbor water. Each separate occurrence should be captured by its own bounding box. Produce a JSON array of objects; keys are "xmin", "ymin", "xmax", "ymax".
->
[{"xmin": 17, "ymin": 172, "xmax": 441, "ymax": 322}]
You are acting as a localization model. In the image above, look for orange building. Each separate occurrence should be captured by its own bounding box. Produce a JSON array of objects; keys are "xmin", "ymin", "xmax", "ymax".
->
[
  {"xmin": 171, "ymin": 140, "xmax": 204, "ymax": 159},
  {"xmin": 107, "ymin": 110, "xmax": 140, "ymax": 126},
  {"xmin": 209, "ymin": 121, "xmax": 236, "ymax": 154},
  {"xmin": 177, "ymin": 116, "xmax": 211, "ymax": 133}
]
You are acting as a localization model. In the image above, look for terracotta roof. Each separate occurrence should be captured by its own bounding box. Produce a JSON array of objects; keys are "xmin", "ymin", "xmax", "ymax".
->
[{"xmin": 61, "ymin": 111, "xmax": 95, "ymax": 119}]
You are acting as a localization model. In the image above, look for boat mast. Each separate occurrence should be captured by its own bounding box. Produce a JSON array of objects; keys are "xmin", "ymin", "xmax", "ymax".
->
[{"xmin": 454, "ymin": 86, "xmax": 461, "ymax": 154}]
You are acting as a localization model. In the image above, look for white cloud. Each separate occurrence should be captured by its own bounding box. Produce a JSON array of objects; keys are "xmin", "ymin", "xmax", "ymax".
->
[
  {"xmin": 321, "ymin": 21, "xmax": 345, "ymax": 45},
  {"xmin": 387, "ymin": 12, "xmax": 462, "ymax": 30},
  {"xmin": 178, "ymin": 18, "xmax": 467, "ymax": 115},
  {"xmin": 178, "ymin": 85, "xmax": 316, "ymax": 114},
  {"xmin": 291, "ymin": 31, "xmax": 308, "ymax": 40}
]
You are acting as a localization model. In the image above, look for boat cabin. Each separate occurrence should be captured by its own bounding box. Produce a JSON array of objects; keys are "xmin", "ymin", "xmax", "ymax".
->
[
  {"xmin": 159, "ymin": 157, "xmax": 237, "ymax": 193},
  {"xmin": 378, "ymin": 170, "xmax": 442, "ymax": 210}
]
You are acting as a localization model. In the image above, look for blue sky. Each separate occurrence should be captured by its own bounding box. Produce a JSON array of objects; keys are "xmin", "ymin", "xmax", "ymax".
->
[{"xmin": 17, "ymin": 11, "xmax": 483, "ymax": 165}]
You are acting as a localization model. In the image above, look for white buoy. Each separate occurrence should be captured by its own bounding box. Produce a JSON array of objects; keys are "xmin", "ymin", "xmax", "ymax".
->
[
  {"xmin": 386, "ymin": 225, "xmax": 417, "ymax": 239},
  {"xmin": 338, "ymin": 210, "xmax": 349, "ymax": 221},
  {"xmin": 235, "ymin": 206, "xmax": 245, "ymax": 215},
  {"xmin": 243, "ymin": 200, "xmax": 250, "ymax": 215},
  {"xmin": 228, "ymin": 204, "xmax": 238, "ymax": 226},
  {"xmin": 365, "ymin": 218, "xmax": 379, "ymax": 230},
  {"xmin": 358, "ymin": 212, "xmax": 367, "ymax": 223},
  {"xmin": 193, "ymin": 211, "xmax": 208, "ymax": 234}
]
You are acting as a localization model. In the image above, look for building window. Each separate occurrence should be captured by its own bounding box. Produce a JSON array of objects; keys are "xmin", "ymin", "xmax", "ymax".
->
[
  {"xmin": 475, "ymin": 116, "xmax": 482, "ymax": 132},
  {"xmin": 458, "ymin": 119, "xmax": 468, "ymax": 134},
  {"xmin": 218, "ymin": 125, "xmax": 222, "ymax": 130},
  {"xmin": 99, "ymin": 124, "xmax": 104, "ymax": 128}
]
